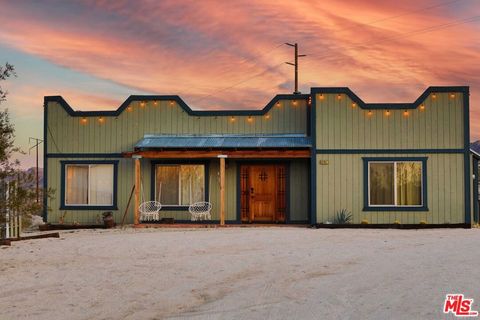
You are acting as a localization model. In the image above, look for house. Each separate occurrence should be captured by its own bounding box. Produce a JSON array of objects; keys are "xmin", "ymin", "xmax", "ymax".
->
[
  {"xmin": 471, "ymin": 141, "xmax": 480, "ymax": 224},
  {"xmin": 43, "ymin": 86, "xmax": 478, "ymax": 226}
]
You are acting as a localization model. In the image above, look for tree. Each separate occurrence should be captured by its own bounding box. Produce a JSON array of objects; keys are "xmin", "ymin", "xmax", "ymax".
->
[
  {"xmin": 0, "ymin": 63, "xmax": 15, "ymax": 103},
  {"xmin": 0, "ymin": 63, "xmax": 47, "ymax": 238}
]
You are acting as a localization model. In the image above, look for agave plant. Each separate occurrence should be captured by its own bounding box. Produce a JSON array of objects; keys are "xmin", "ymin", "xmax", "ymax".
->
[{"xmin": 334, "ymin": 209, "xmax": 353, "ymax": 224}]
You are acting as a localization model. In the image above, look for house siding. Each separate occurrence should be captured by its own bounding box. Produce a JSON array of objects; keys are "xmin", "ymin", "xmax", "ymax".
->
[
  {"xmin": 44, "ymin": 87, "xmax": 470, "ymax": 226},
  {"xmin": 314, "ymin": 91, "xmax": 468, "ymax": 224},
  {"xmin": 46, "ymin": 99, "xmax": 308, "ymax": 155},
  {"xmin": 315, "ymin": 153, "xmax": 465, "ymax": 224},
  {"xmin": 46, "ymin": 157, "xmax": 309, "ymax": 224}
]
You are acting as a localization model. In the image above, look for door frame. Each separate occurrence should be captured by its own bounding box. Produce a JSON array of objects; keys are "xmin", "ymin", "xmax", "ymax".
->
[{"xmin": 236, "ymin": 160, "xmax": 290, "ymax": 223}]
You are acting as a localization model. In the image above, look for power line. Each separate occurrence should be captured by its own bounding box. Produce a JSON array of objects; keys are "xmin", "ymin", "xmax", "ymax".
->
[
  {"xmin": 306, "ymin": 14, "xmax": 480, "ymax": 60},
  {"xmin": 303, "ymin": 0, "xmax": 463, "ymax": 39},
  {"xmin": 189, "ymin": 62, "xmax": 285, "ymax": 104},
  {"xmin": 188, "ymin": 10, "xmax": 480, "ymax": 103}
]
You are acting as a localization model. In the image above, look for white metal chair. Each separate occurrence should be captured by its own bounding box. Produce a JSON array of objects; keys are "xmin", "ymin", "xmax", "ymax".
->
[
  {"xmin": 189, "ymin": 202, "xmax": 212, "ymax": 221},
  {"xmin": 139, "ymin": 201, "xmax": 162, "ymax": 222}
]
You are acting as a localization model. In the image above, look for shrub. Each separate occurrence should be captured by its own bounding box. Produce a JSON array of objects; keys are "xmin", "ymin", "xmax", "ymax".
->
[{"xmin": 334, "ymin": 209, "xmax": 352, "ymax": 224}]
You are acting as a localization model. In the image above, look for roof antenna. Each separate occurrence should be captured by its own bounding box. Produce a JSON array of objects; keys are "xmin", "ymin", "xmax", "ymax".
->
[{"xmin": 285, "ymin": 42, "xmax": 306, "ymax": 94}]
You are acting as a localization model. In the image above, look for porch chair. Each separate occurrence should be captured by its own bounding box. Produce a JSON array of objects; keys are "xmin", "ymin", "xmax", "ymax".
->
[
  {"xmin": 189, "ymin": 202, "xmax": 212, "ymax": 221},
  {"xmin": 139, "ymin": 201, "xmax": 162, "ymax": 222}
]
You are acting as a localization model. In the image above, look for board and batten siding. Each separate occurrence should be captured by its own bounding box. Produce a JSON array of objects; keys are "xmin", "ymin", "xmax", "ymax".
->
[
  {"xmin": 46, "ymin": 99, "xmax": 308, "ymax": 155},
  {"xmin": 46, "ymin": 157, "xmax": 309, "ymax": 224},
  {"xmin": 315, "ymin": 93, "xmax": 464, "ymax": 150},
  {"xmin": 314, "ymin": 92, "xmax": 467, "ymax": 224},
  {"xmin": 315, "ymin": 153, "xmax": 465, "ymax": 224}
]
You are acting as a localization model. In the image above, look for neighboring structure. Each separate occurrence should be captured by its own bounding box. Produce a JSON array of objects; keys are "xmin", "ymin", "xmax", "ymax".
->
[
  {"xmin": 43, "ymin": 86, "xmax": 477, "ymax": 226},
  {"xmin": 471, "ymin": 141, "xmax": 480, "ymax": 224}
]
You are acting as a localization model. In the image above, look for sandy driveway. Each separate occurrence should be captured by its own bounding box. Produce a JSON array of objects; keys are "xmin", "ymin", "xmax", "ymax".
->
[{"xmin": 1, "ymin": 227, "xmax": 479, "ymax": 320}]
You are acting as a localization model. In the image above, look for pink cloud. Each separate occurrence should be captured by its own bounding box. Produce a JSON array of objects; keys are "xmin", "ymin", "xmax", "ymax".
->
[{"xmin": 0, "ymin": 0, "xmax": 478, "ymax": 139}]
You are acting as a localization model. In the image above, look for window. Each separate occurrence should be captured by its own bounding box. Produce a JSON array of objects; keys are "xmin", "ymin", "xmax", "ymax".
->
[
  {"xmin": 61, "ymin": 161, "xmax": 117, "ymax": 209},
  {"xmin": 155, "ymin": 164, "xmax": 205, "ymax": 206},
  {"xmin": 364, "ymin": 158, "xmax": 427, "ymax": 211}
]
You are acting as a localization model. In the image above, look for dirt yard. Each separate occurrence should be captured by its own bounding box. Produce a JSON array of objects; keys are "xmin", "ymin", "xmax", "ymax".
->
[{"xmin": 1, "ymin": 227, "xmax": 479, "ymax": 319}]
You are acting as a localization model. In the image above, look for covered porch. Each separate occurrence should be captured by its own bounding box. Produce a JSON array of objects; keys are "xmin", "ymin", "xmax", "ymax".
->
[{"xmin": 123, "ymin": 134, "xmax": 312, "ymax": 226}]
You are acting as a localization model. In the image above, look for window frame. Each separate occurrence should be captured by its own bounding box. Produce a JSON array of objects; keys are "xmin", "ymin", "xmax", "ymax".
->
[
  {"xmin": 60, "ymin": 160, "xmax": 118, "ymax": 210},
  {"xmin": 362, "ymin": 157, "xmax": 428, "ymax": 212},
  {"xmin": 151, "ymin": 160, "xmax": 209, "ymax": 210}
]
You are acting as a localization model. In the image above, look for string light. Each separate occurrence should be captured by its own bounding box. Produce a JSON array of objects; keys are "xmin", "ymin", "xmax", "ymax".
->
[
  {"xmin": 420, "ymin": 104, "xmax": 425, "ymax": 111},
  {"xmin": 432, "ymin": 93, "xmax": 437, "ymax": 99},
  {"xmin": 385, "ymin": 110, "xmax": 391, "ymax": 117},
  {"xmin": 169, "ymin": 100, "xmax": 174, "ymax": 106},
  {"xmin": 153, "ymin": 101, "xmax": 158, "ymax": 106},
  {"xmin": 319, "ymin": 94, "xmax": 324, "ymax": 100},
  {"xmin": 403, "ymin": 110, "xmax": 409, "ymax": 117},
  {"xmin": 292, "ymin": 100, "xmax": 297, "ymax": 106},
  {"xmin": 337, "ymin": 94, "xmax": 342, "ymax": 100},
  {"xmin": 352, "ymin": 102, "xmax": 357, "ymax": 108},
  {"xmin": 247, "ymin": 116, "xmax": 253, "ymax": 123},
  {"xmin": 230, "ymin": 116, "xmax": 235, "ymax": 122},
  {"xmin": 140, "ymin": 101, "xmax": 146, "ymax": 108},
  {"xmin": 127, "ymin": 106, "xmax": 133, "ymax": 112},
  {"xmin": 80, "ymin": 117, "xmax": 88, "ymax": 125},
  {"xmin": 98, "ymin": 116, "xmax": 105, "ymax": 124},
  {"xmin": 265, "ymin": 114, "xmax": 271, "ymax": 120},
  {"xmin": 276, "ymin": 101, "xmax": 281, "ymax": 107},
  {"xmin": 308, "ymin": 96, "xmax": 312, "ymax": 106},
  {"xmin": 367, "ymin": 110, "xmax": 373, "ymax": 117},
  {"xmin": 450, "ymin": 93, "xmax": 456, "ymax": 99}
]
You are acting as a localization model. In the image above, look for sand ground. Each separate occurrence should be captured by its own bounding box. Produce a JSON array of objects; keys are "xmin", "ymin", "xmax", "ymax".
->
[{"xmin": 1, "ymin": 227, "xmax": 479, "ymax": 320}]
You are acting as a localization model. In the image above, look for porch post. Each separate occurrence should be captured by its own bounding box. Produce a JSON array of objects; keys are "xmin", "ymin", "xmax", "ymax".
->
[
  {"xmin": 133, "ymin": 155, "xmax": 142, "ymax": 225},
  {"xmin": 218, "ymin": 155, "xmax": 227, "ymax": 226}
]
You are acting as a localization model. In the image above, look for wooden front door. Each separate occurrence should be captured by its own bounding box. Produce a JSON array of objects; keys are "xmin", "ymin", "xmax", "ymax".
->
[{"xmin": 240, "ymin": 164, "xmax": 286, "ymax": 223}]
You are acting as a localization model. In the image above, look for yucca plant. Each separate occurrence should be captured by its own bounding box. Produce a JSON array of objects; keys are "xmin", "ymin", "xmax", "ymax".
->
[{"xmin": 334, "ymin": 209, "xmax": 353, "ymax": 224}]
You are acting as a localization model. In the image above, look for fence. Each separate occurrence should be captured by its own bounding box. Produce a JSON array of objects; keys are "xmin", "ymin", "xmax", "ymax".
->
[{"xmin": 0, "ymin": 181, "xmax": 22, "ymax": 239}]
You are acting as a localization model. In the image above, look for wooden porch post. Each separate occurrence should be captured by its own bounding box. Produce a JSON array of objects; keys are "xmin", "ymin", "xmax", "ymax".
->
[
  {"xmin": 218, "ymin": 155, "xmax": 227, "ymax": 226},
  {"xmin": 133, "ymin": 155, "xmax": 142, "ymax": 225}
]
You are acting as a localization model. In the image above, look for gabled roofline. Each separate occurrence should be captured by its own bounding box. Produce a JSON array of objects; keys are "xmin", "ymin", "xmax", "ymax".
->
[
  {"xmin": 310, "ymin": 86, "xmax": 469, "ymax": 110},
  {"xmin": 43, "ymin": 93, "xmax": 310, "ymax": 117}
]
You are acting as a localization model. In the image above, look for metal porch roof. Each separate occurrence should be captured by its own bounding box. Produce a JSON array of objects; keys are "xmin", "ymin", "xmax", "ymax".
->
[{"xmin": 135, "ymin": 134, "xmax": 312, "ymax": 149}]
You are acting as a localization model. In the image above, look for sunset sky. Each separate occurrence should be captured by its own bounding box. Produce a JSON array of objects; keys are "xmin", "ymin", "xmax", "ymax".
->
[{"xmin": 0, "ymin": 0, "xmax": 479, "ymax": 168}]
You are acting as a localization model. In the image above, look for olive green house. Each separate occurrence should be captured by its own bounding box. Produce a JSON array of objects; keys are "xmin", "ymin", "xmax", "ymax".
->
[{"xmin": 43, "ymin": 86, "xmax": 478, "ymax": 226}]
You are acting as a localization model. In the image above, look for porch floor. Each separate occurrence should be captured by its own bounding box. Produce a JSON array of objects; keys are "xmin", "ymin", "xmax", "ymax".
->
[{"xmin": 135, "ymin": 223, "xmax": 310, "ymax": 228}]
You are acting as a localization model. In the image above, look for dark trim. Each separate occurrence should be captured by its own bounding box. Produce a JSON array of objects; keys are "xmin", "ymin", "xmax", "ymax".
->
[
  {"xmin": 310, "ymin": 88, "xmax": 317, "ymax": 225},
  {"xmin": 43, "ymin": 99, "xmax": 48, "ymax": 222},
  {"xmin": 362, "ymin": 157, "xmax": 429, "ymax": 212},
  {"xmin": 473, "ymin": 157, "xmax": 479, "ymax": 223},
  {"xmin": 47, "ymin": 153, "xmax": 123, "ymax": 158},
  {"xmin": 316, "ymin": 149, "xmax": 464, "ymax": 154},
  {"xmin": 310, "ymin": 86, "xmax": 469, "ymax": 110},
  {"xmin": 463, "ymin": 88, "xmax": 471, "ymax": 224},
  {"xmin": 59, "ymin": 160, "xmax": 119, "ymax": 211},
  {"xmin": 314, "ymin": 223, "xmax": 471, "ymax": 229},
  {"xmin": 44, "ymin": 94, "xmax": 310, "ymax": 117},
  {"xmin": 150, "ymin": 160, "xmax": 209, "ymax": 207}
]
